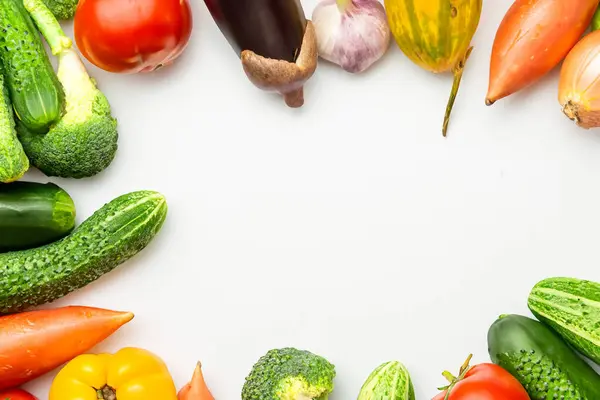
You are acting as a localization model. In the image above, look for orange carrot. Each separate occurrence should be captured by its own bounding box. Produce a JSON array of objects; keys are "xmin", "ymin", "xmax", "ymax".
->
[
  {"xmin": 178, "ymin": 362, "xmax": 215, "ymax": 400},
  {"xmin": 0, "ymin": 305, "xmax": 134, "ymax": 390}
]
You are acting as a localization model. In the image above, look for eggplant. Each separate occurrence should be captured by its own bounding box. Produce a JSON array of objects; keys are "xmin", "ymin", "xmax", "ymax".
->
[{"xmin": 204, "ymin": 0, "xmax": 318, "ymax": 107}]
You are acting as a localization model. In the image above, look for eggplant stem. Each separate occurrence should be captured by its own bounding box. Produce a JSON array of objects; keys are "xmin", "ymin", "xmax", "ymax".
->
[
  {"xmin": 284, "ymin": 87, "xmax": 304, "ymax": 108},
  {"xmin": 443, "ymin": 46, "xmax": 473, "ymax": 137}
]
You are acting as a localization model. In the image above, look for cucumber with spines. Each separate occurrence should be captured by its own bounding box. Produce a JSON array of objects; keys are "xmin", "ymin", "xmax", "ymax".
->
[
  {"xmin": 488, "ymin": 314, "xmax": 600, "ymax": 400},
  {"xmin": 0, "ymin": 190, "xmax": 167, "ymax": 314},
  {"xmin": 0, "ymin": 0, "xmax": 64, "ymax": 132}
]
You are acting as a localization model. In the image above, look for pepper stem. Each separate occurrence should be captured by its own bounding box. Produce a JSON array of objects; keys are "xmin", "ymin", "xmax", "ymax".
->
[
  {"xmin": 442, "ymin": 46, "xmax": 473, "ymax": 137},
  {"xmin": 97, "ymin": 385, "xmax": 116, "ymax": 400}
]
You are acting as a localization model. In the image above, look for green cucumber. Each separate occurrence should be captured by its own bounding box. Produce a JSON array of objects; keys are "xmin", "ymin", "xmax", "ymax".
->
[
  {"xmin": 358, "ymin": 361, "xmax": 415, "ymax": 400},
  {"xmin": 0, "ymin": 181, "xmax": 75, "ymax": 252},
  {"xmin": 488, "ymin": 314, "xmax": 600, "ymax": 400},
  {"xmin": 0, "ymin": 61, "xmax": 28, "ymax": 183},
  {"xmin": 0, "ymin": 0, "xmax": 64, "ymax": 132},
  {"xmin": 0, "ymin": 190, "xmax": 167, "ymax": 314},
  {"xmin": 528, "ymin": 277, "xmax": 600, "ymax": 365}
]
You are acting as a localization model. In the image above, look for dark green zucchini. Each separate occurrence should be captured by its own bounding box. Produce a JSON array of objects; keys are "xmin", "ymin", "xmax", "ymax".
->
[
  {"xmin": 488, "ymin": 314, "xmax": 600, "ymax": 400},
  {"xmin": 0, "ymin": 181, "xmax": 75, "ymax": 252},
  {"xmin": 0, "ymin": 0, "xmax": 64, "ymax": 132}
]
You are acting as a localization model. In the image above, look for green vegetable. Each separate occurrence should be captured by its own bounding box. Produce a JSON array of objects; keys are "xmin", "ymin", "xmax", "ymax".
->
[
  {"xmin": 0, "ymin": 190, "xmax": 167, "ymax": 315},
  {"xmin": 42, "ymin": 0, "xmax": 78, "ymax": 20},
  {"xmin": 0, "ymin": 62, "xmax": 29, "ymax": 183},
  {"xmin": 0, "ymin": 0, "xmax": 64, "ymax": 133},
  {"xmin": 357, "ymin": 361, "xmax": 415, "ymax": 400},
  {"xmin": 487, "ymin": 314, "xmax": 600, "ymax": 400},
  {"xmin": 593, "ymin": 6, "xmax": 600, "ymax": 31},
  {"xmin": 528, "ymin": 276, "xmax": 600, "ymax": 365},
  {"xmin": 0, "ymin": 181, "xmax": 75, "ymax": 252},
  {"xmin": 18, "ymin": 0, "xmax": 118, "ymax": 179},
  {"xmin": 241, "ymin": 347, "xmax": 336, "ymax": 400}
]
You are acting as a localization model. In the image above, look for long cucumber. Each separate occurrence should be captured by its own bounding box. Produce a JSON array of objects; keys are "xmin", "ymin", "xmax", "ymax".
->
[
  {"xmin": 0, "ymin": 190, "xmax": 167, "ymax": 314},
  {"xmin": 488, "ymin": 314, "xmax": 600, "ymax": 400},
  {"xmin": 0, "ymin": 0, "xmax": 65, "ymax": 132}
]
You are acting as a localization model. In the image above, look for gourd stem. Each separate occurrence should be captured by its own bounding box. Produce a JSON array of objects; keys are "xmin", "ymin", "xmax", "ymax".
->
[{"xmin": 442, "ymin": 46, "xmax": 473, "ymax": 137}]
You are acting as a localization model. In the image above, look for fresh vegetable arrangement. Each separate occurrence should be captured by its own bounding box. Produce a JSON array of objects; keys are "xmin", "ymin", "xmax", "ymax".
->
[{"xmin": 2, "ymin": 0, "xmax": 600, "ymax": 398}]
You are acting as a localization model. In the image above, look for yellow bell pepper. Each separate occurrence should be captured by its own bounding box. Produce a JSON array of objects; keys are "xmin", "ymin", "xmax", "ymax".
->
[{"xmin": 49, "ymin": 347, "xmax": 178, "ymax": 400}]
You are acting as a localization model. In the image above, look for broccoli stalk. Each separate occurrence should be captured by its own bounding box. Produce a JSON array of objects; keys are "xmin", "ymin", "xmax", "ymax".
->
[
  {"xmin": 18, "ymin": 0, "xmax": 118, "ymax": 179},
  {"xmin": 242, "ymin": 348, "xmax": 336, "ymax": 400}
]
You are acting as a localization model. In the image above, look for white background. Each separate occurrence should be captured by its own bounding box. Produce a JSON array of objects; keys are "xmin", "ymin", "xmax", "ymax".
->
[{"xmin": 19, "ymin": 0, "xmax": 600, "ymax": 398}]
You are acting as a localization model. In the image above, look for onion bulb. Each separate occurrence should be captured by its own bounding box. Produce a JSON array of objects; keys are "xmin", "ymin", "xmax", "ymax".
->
[{"xmin": 559, "ymin": 30, "xmax": 600, "ymax": 129}]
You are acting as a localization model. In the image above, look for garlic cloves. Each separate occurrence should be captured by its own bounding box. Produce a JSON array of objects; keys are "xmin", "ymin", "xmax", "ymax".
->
[{"xmin": 311, "ymin": 0, "xmax": 391, "ymax": 73}]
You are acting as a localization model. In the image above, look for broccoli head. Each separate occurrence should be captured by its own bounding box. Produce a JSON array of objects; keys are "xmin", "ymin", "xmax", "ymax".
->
[
  {"xmin": 19, "ymin": 0, "xmax": 117, "ymax": 179},
  {"xmin": 242, "ymin": 348, "xmax": 336, "ymax": 400},
  {"xmin": 42, "ymin": 0, "xmax": 78, "ymax": 20}
]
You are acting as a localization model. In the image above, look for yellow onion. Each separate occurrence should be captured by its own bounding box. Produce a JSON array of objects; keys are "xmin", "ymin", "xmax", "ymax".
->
[
  {"xmin": 559, "ymin": 30, "xmax": 600, "ymax": 129},
  {"xmin": 384, "ymin": 0, "xmax": 482, "ymax": 136}
]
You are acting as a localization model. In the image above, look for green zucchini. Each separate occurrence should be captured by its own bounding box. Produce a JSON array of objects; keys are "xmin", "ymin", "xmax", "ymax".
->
[
  {"xmin": 0, "ymin": 181, "xmax": 75, "ymax": 252},
  {"xmin": 528, "ymin": 277, "xmax": 600, "ymax": 365},
  {"xmin": 357, "ymin": 361, "xmax": 415, "ymax": 400},
  {"xmin": 0, "ymin": 0, "xmax": 64, "ymax": 132},
  {"xmin": 488, "ymin": 314, "xmax": 600, "ymax": 400},
  {"xmin": 0, "ymin": 190, "xmax": 167, "ymax": 314}
]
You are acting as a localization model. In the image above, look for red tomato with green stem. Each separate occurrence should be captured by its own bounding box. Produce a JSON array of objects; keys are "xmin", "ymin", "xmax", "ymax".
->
[
  {"xmin": 433, "ymin": 355, "xmax": 530, "ymax": 400},
  {"xmin": 73, "ymin": 0, "xmax": 193, "ymax": 74},
  {"xmin": 0, "ymin": 389, "xmax": 38, "ymax": 400}
]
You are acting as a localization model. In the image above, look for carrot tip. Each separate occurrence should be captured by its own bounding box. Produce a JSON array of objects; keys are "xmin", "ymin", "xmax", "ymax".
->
[{"xmin": 485, "ymin": 98, "xmax": 494, "ymax": 106}]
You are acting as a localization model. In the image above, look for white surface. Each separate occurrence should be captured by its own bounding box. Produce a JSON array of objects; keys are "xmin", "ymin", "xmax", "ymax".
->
[{"xmin": 20, "ymin": 0, "xmax": 600, "ymax": 398}]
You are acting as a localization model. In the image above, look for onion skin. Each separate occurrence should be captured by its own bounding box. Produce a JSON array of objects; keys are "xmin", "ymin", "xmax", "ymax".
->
[
  {"xmin": 204, "ymin": 0, "xmax": 317, "ymax": 107},
  {"xmin": 486, "ymin": 0, "xmax": 599, "ymax": 106},
  {"xmin": 559, "ymin": 30, "xmax": 600, "ymax": 129}
]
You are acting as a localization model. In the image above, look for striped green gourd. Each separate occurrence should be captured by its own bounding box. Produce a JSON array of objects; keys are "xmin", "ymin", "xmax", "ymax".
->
[
  {"xmin": 358, "ymin": 361, "xmax": 415, "ymax": 400},
  {"xmin": 528, "ymin": 277, "xmax": 600, "ymax": 364}
]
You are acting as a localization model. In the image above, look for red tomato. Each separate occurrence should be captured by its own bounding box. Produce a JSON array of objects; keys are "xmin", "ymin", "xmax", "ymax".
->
[
  {"xmin": 433, "ymin": 355, "xmax": 529, "ymax": 400},
  {"xmin": 0, "ymin": 389, "xmax": 37, "ymax": 400},
  {"xmin": 73, "ymin": 0, "xmax": 193, "ymax": 74}
]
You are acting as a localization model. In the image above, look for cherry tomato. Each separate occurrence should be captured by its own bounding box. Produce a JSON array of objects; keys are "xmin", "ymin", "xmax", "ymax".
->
[
  {"xmin": 433, "ymin": 355, "xmax": 529, "ymax": 400},
  {"xmin": 0, "ymin": 389, "xmax": 38, "ymax": 400},
  {"xmin": 73, "ymin": 0, "xmax": 193, "ymax": 74}
]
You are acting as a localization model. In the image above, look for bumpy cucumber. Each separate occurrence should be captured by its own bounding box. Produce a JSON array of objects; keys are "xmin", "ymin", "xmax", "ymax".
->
[
  {"xmin": 0, "ymin": 61, "xmax": 28, "ymax": 183},
  {"xmin": 488, "ymin": 314, "xmax": 600, "ymax": 400},
  {"xmin": 0, "ymin": 0, "xmax": 64, "ymax": 132},
  {"xmin": 0, "ymin": 190, "xmax": 167, "ymax": 314},
  {"xmin": 0, "ymin": 181, "xmax": 75, "ymax": 252},
  {"xmin": 528, "ymin": 277, "xmax": 600, "ymax": 365},
  {"xmin": 358, "ymin": 361, "xmax": 415, "ymax": 400}
]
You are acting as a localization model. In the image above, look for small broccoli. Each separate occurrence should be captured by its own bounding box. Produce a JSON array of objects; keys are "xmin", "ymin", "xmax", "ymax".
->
[
  {"xmin": 18, "ymin": 0, "xmax": 117, "ymax": 179},
  {"xmin": 242, "ymin": 348, "xmax": 336, "ymax": 400},
  {"xmin": 42, "ymin": 0, "xmax": 78, "ymax": 20}
]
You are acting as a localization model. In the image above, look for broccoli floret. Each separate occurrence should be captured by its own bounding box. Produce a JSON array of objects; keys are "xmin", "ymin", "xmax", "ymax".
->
[
  {"xmin": 18, "ymin": 0, "xmax": 117, "ymax": 179},
  {"xmin": 242, "ymin": 348, "xmax": 336, "ymax": 400},
  {"xmin": 42, "ymin": 0, "xmax": 78, "ymax": 20}
]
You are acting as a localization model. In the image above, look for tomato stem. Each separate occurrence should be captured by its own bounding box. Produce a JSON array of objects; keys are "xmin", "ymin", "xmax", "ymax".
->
[
  {"xmin": 442, "ymin": 46, "xmax": 473, "ymax": 137},
  {"xmin": 439, "ymin": 354, "xmax": 474, "ymax": 400}
]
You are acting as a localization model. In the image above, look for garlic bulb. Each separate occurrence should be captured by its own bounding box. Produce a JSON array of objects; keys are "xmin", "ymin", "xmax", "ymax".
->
[{"xmin": 311, "ymin": 0, "xmax": 391, "ymax": 73}]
